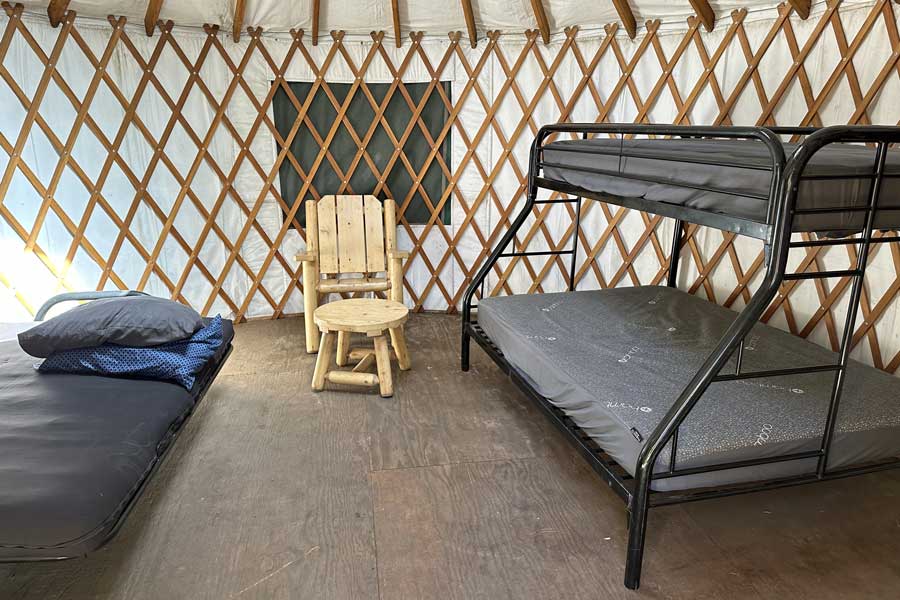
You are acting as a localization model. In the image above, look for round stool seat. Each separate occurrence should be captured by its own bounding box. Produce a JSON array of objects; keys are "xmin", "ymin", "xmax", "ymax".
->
[
  {"xmin": 310, "ymin": 298, "xmax": 411, "ymax": 398},
  {"xmin": 314, "ymin": 298, "xmax": 408, "ymax": 334}
]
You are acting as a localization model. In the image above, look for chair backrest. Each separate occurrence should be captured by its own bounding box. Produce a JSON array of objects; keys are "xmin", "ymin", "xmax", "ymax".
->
[{"xmin": 307, "ymin": 195, "xmax": 397, "ymax": 274}]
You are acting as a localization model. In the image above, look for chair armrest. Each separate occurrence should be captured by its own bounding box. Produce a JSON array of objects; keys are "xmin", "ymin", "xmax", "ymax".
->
[
  {"xmin": 295, "ymin": 251, "xmax": 318, "ymax": 262},
  {"xmin": 388, "ymin": 250, "xmax": 409, "ymax": 261}
]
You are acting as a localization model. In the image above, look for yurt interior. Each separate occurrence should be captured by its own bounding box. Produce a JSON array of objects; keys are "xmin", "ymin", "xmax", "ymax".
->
[{"xmin": 2, "ymin": 0, "xmax": 900, "ymax": 597}]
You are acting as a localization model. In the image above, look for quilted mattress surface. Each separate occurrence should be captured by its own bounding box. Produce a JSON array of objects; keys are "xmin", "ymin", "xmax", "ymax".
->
[
  {"xmin": 477, "ymin": 287, "xmax": 900, "ymax": 491},
  {"xmin": 541, "ymin": 138, "xmax": 900, "ymax": 233},
  {"xmin": 0, "ymin": 318, "xmax": 232, "ymax": 558}
]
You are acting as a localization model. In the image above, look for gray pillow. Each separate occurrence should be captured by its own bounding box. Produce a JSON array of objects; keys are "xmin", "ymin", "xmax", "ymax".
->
[{"xmin": 18, "ymin": 296, "xmax": 204, "ymax": 358}]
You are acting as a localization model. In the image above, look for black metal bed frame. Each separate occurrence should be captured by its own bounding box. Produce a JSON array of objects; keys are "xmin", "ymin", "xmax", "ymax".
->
[{"xmin": 459, "ymin": 123, "xmax": 900, "ymax": 590}]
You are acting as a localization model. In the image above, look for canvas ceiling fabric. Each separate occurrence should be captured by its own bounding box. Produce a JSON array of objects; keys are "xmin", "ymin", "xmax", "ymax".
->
[{"xmin": 0, "ymin": 1, "xmax": 898, "ymax": 375}]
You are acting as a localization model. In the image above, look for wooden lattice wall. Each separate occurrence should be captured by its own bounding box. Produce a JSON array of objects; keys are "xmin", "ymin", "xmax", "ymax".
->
[{"xmin": 0, "ymin": 1, "xmax": 899, "ymax": 372}]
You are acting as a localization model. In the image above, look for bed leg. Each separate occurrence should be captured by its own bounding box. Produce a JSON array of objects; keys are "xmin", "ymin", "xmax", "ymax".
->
[
  {"xmin": 461, "ymin": 329, "xmax": 470, "ymax": 372},
  {"xmin": 624, "ymin": 485, "xmax": 650, "ymax": 589}
]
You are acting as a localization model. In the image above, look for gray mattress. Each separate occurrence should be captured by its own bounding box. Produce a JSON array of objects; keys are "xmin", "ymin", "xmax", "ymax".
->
[
  {"xmin": 0, "ymin": 319, "xmax": 233, "ymax": 559},
  {"xmin": 477, "ymin": 287, "xmax": 900, "ymax": 492},
  {"xmin": 541, "ymin": 138, "xmax": 900, "ymax": 233}
]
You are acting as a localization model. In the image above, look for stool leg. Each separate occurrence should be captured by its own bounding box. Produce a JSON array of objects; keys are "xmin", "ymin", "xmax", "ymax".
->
[
  {"xmin": 373, "ymin": 334, "xmax": 393, "ymax": 398},
  {"xmin": 389, "ymin": 326, "xmax": 411, "ymax": 371},
  {"xmin": 336, "ymin": 331, "xmax": 351, "ymax": 366},
  {"xmin": 312, "ymin": 331, "xmax": 334, "ymax": 391}
]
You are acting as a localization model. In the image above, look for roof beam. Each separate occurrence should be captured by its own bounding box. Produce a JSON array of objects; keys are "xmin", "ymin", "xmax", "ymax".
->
[
  {"xmin": 461, "ymin": 0, "xmax": 477, "ymax": 48},
  {"xmin": 391, "ymin": 0, "xmax": 401, "ymax": 47},
  {"xmin": 144, "ymin": 0, "xmax": 164, "ymax": 36},
  {"xmin": 688, "ymin": 0, "xmax": 715, "ymax": 32},
  {"xmin": 611, "ymin": 0, "xmax": 637, "ymax": 40},
  {"xmin": 47, "ymin": 0, "xmax": 70, "ymax": 27},
  {"xmin": 530, "ymin": 0, "xmax": 550, "ymax": 44},
  {"xmin": 312, "ymin": 0, "xmax": 321, "ymax": 45},
  {"xmin": 788, "ymin": 0, "xmax": 811, "ymax": 19},
  {"xmin": 232, "ymin": 0, "xmax": 246, "ymax": 42}
]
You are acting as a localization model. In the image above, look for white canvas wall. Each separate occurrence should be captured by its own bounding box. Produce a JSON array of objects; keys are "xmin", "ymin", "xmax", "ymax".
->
[{"xmin": 0, "ymin": 0, "xmax": 898, "ymax": 371}]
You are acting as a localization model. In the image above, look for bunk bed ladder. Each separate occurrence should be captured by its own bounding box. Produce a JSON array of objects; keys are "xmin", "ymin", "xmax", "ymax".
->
[
  {"xmin": 463, "ymin": 130, "xmax": 585, "ymax": 369},
  {"xmin": 816, "ymin": 141, "xmax": 890, "ymax": 477},
  {"xmin": 684, "ymin": 142, "xmax": 892, "ymax": 483}
]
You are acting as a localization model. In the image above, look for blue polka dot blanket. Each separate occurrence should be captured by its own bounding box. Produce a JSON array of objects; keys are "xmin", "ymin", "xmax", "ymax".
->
[{"xmin": 38, "ymin": 316, "xmax": 223, "ymax": 389}]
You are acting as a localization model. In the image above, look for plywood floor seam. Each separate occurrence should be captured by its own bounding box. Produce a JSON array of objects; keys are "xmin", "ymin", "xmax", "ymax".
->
[
  {"xmin": 368, "ymin": 453, "xmax": 553, "ymax": 474},
  {"xmin": 3, "ymin": 314, "xmax": 900, "ymax": 599}
]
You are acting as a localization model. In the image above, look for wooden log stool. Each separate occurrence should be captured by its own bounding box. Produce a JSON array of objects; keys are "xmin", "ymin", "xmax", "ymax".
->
[{"xmin": 311, "ymin": 298, "xmax": 411, "ymax": 397}]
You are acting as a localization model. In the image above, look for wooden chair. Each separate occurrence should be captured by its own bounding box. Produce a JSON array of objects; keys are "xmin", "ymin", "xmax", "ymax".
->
[{"xmin": 296, "ymin": 195, "xmax": 408, "ymax": 354}]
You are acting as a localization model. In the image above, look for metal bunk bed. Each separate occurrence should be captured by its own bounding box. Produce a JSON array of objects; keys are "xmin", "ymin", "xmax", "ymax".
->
[{"xmin": 459, "ymin": 123, "xmax": 900, "ymax": 589}]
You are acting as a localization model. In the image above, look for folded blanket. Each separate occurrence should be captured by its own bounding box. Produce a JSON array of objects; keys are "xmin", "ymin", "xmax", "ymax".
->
[{"xmin": 38, "ymin": 316, "xmax": 223, "ymax": 389}]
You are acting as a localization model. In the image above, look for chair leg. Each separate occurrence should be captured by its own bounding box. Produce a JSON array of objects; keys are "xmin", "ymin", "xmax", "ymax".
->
[
  {"xmin": 311, "ymin": 331, "xmax": 334, "ymax": 391},
  {"xmin": 303, "ymin": 269, "xmax": 320, "ymax": 354},
  {"xmin": 389, "ymin": 326, "xmax": 411, "ymax": 370},
  {"xmin": 373, "ymin": 334, "xmax": 393, "ymax": 398},
  {"xmin": 336, "ymin": 331, "xmax": 351, "ymax": 366}
]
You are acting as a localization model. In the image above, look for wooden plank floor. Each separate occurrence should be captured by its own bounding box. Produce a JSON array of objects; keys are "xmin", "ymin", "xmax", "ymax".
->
[{"xmin": 3, "ymin": 314, "xmax": 900, "ymax": 599}]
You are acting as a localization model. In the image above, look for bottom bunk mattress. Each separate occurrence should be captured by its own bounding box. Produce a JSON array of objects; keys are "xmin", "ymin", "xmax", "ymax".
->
[
  {"xmin": 477, "ymin": 287, "xmax": 900, "ymax": 492},
  {"xmin": 0, "ymin": 318, "xmax": 233, "ymax": 560}
]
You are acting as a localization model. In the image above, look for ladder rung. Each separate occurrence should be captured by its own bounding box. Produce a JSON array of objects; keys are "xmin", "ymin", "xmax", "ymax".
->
[
  {"xmin": 783, "ymin": 269, "xmax": 862, "ymax": 280},
  {"xmin": 794, "ymin": 205, "xmax": 900, "ymax": 215},
  {"xmin": 794, "ymin": 206, "xmax": 868, "ymax": 215},
  {"xmin": 790, "ymin": 235, "xmax": 900, "ymax": 248},
  {"xmin": 499, "ymin": 250, "xmax": 574, "ymax": 257}
]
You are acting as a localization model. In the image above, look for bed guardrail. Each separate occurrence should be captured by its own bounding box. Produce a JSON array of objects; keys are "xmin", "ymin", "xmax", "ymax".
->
[{"xmin": 460, "ymin": 123, "xmax": 900, "ymax": 589}]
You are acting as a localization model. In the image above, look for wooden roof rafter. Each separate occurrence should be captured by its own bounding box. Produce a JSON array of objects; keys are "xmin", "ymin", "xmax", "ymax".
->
[
  {"xmin": 46, "ymin": 0, "xmax": 70, "ymax": 27},
  {"xmin": 788, "ymin": 0, "xmax": 812, "ymax": 20},
  {"xmin": 391, "ymin": 0, "xmax": 401, "ymax": 47},
  {"xmin": 530, "ymin": 0, "xmax": 550, "ymax": 44},
  {"xmin": 688, "ymin": 0, "xmax": 715, "ymax": 32},
  {"xmin": 232, "ymin": 0, "xmax": 246, "ymax": 42},
  {"xmin": 144, "ymin": 0, "xmax": 164, "ymax": 36},
  {"xmin": 611, "ymin": 0, "xmax": 637, "ymax": 39},
  {"xmin": 461, "ymin": 0, "xmax": 477, "ymax": 48},
  {"xmin": 312, "ymin": 0, "xmax": 321, "ymax": 45}
]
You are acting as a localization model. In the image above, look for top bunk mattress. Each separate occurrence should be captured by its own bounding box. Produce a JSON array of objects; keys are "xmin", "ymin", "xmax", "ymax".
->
[
  {"xmin": 477, "ymin": 287, "xmax": 900, "ymax": 492},
  {"xmin": 541, "ymin": 138, "xmax": 900, "ymax": 234},
  {"xmin": 0, "ymin": 318, "xmax": 233, "ymax": 559}
]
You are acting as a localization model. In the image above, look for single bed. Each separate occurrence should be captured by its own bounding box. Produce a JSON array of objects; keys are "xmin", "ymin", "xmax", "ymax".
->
[
  {"xmin": 478, "ymin": 286, "xmax": 900, "ymax": 492},
  {"xmin": 541, "ymin": 137, "xmax": 900, "ymax": 235},
  {"xmin": 0, "ymin": 297, "xmax": 233, "ymax": 561}
]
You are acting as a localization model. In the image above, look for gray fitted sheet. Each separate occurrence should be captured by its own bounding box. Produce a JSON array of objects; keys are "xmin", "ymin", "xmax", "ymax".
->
[
  {"xmin": 477, "ymin": 287, "xmax": 900, "ymax": 492},
  {"xmin": 0, "ymin": 319, "xmax": 233, "ymax": 559},
  {"xmin": 542, "ymin": 138, "xmax": 900, "ymax": 233}
]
